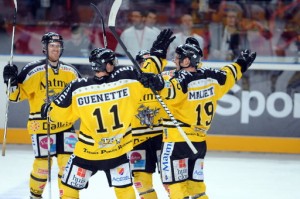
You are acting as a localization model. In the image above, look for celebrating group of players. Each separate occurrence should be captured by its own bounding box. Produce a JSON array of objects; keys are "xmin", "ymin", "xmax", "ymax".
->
[{"xmin": 2, "ymin": 27, "xmax": 256, "ymax": 199}]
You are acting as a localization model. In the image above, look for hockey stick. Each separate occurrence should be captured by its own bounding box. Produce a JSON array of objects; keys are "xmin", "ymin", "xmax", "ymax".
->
[
  {"xmin": 90, "ymin": 3, "xmax": 108, "ymax": 48},
  {"xmin": 45, "ymin": 44, "xmax": 52, "ymax": 199},
  {"xmin": 2, "ymin": 0, "xmax": 18, "ymax": 157},
  {"xmin": 108, "ymin": 0, "xmax": 197, "ymax": 154}
]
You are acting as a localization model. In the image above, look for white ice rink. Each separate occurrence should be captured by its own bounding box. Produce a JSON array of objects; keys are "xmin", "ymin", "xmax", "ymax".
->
[{"xmin": 1, "ymin": 144, "xmax": 300, "ymax": 199}]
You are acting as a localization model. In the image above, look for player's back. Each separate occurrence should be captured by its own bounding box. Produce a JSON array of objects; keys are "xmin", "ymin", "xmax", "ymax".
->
[{"xmin": 62, "ymin": 66, "xmax": 148, "ymax": 160}]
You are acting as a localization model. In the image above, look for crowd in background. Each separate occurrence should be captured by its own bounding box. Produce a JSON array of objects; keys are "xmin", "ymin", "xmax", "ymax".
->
[{"xmin": 0, "ymin": 0, "xmax": 299, "ymax": 62}]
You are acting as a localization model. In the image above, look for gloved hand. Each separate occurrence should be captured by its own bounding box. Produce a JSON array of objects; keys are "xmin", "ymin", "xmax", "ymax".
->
[
  {"xmin": 236, "ymin": 49, "xmax": 257, "ymax": 73},
  {"xmin": 150, "ymin": 28, "xmax": 176, "ymax": 59},
  {"xmin": 3, "ymin": 64, "xmax": 18, "ymax": 86},
  {"xmin": 139, "ymin": 73, "xmax": 164, "ymax": 91},
  {"xmin": 41, "ymin": 103, "xmax": 51, "ymax": 119}
]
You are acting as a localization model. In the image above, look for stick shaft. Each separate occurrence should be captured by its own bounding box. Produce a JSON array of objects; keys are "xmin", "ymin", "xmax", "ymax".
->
[
  {"xmin": 2, "ymin": 79, "xmax": 11, "ymax": 156},
  {"xmin": 2, "ymin": 0, "xmax": 18, "ymax": 156},
  {"xmin": 90, "ymin": 3, "xmax": 108, "ymax": 48},
  {"xmin": 45, "ymin": 49, "xmax": 52, "ymax": 199}
]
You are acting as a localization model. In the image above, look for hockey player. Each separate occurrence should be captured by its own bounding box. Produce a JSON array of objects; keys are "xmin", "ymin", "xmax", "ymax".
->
[
  {"xmin": 129, "ymin": 29, "xmax": 175, "ymax": 199},
  {"xmin": 2, "ymin": 32, "xmax": 81, "ymax": 199},
  {"xmin": 135, "ymin": 49, "xmax": 150, "ymax": 67},
  {"xmin": 154, "ymin": 42, "xmax": 256, "ymax": 198},
  {"xmin": 41, "ymin": 47, "xmax": 164, "ymax": 199}
]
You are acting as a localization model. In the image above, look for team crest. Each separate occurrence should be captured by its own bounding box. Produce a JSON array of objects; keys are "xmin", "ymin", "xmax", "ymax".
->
[
  {"xmin": 30, "ymin": 121, "xmax": 40, "ymax": 132},
  {"xmin": 135, "ymin": 104, "xmax": 160, "ymax": 129}
]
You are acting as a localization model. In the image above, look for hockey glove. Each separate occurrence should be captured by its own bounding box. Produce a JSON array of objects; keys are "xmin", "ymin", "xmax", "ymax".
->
[
  {"xmin": 41, "ymin": 103, "xmax": 51, "ymax": 119},
  {"xmin": 3, "ymin": 64, "xmax": 18, "ymax": 86},
  {"xmin": 150, "ymin": 28, "xmax": 176, "ymax": 59},
  {"xmin": 236, "ymin": 49, "xmax": 257, "ymax": 73},
  {"xmin": 139, "ymin": 73, "xmax": 164, "ymax": 91}
]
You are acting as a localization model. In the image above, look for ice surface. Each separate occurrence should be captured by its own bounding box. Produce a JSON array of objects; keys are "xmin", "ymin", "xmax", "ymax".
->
[{"xmin": 1, "ymin": 144, "xmax": 299, "ymax": 199}]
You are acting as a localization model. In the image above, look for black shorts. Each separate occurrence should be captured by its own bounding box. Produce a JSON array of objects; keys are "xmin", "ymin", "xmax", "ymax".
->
[
  {"xmin": 31, "ymin": 127, "xmax": 77, "ymax": 158},
  {"xmin": 61, "ymin": 154, "xmax": 132, "ymax": 189},
  {"xmin": 128, "ymin": 134, "xmax": 162, "ymax": 173},
  {"xmin": 160, "ymin": 141, "xmax": 207, "ymax": 184}
]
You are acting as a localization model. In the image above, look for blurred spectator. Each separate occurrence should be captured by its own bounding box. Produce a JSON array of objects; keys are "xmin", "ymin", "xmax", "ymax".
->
[
  {"xmin": 15, "ymin": 32, "xmax": 33, "ymax": 55},
  {"xmin": 144, "ymin": 9, "xmax": 160, "ymax": 33},
  {"xmin": 115, "ymin": 9, "xmax": 158, "ymax": 57},
  {"xmin": 64, "ymin": 24, "xmax": 93, "ymax": 57},
  {"xmin": 0, "ymin": 15, "xmax": 12, "ymax": 55},
  {"xmin": 274, "ymin": 4, "xmax": 300, "ymax": 57},
  {"xmin": 167, "ymin": 13, "xmax": 204, "ymax": 59},
  {"xmin": 241, "ymin": 4, "xmax": 273, "ymax": 56},
  {"xmin": 208, "ymin": 9, "xmax": 246, "ymax": 61}
]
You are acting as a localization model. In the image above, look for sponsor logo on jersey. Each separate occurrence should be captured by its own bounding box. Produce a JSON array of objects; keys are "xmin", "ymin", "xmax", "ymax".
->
[
  {"xmin": 162, "ymin": 143, "xmax": 173, "ymax": 172},
  {"xmin": 112, "ymin": 166, "xmax": 131, "ymax": 184},
  {"xmin": 134, "ymin": 181, "xmax": 143, "ymax": 188},
  {"xmin": 77, "ymin": 168, "xmax": 87, "ymax": 177},
  {"xmin": 27, "ymin": 65, "xmax": 44, "ymax": 76},
  {"xmin": 65, "ymin": 135, "xmax": 78, "ymax": 148},
  {"xmin": 39, "ymin": 137, "xmax": 54, "ymax": 150},
  {"xmin": 40, "ymin": 78, "xmax": 68, "ymax": 90},
  {"xmin": 188, "ymin": 86, "xmax": 214, "ymax": 100},
  {"xmin": 117, "ymin": 167, "xmax": 124, "ymax": 175},
  {"xmin": 130, "ymin": 151, "xmax": 142, "ymax": 164},
  {"xmin": 77, "ymin": 88, "xmax": 129, "ymax": 106},
  {"xmin": 110, "ymin": 66, "xmax": 134, "ymax": 78},
  {"xmin": 174, "ymin": 158, "xmax": 188, "ymax": 181},
  {"xmin": 68, "ymin": 166, "xmax": 91, "ymax": 189},
  {"xmin": 161, "ymin": 142, "xmax": 174, "ymax": 182},
  {"xmin": 37, "ymin": 168, "xmax": 48, "ymax": 175},
  {"xmin": 30, "ymin": 121, "xmax": 40, "ymax": 132},
  {"xmin": 98, "ymin": 134, "xmax": 123, "ymax": 148},
  {"xmin": 39, "ymin": 184, "xmax": 46, "ymax": 190},
  {"xmin": 136, "ymin": 104, "xmax": 160, "ymax": 128},
  {"xmin": 193, "ymin": 159, "xmax": 204, "ymax": 180},
  {"xmin": 42, "ymin": 121, "xmax": 73, "ymax": 130}
]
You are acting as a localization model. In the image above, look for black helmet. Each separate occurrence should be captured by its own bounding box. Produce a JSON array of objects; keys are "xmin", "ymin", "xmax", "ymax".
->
[
  {"xmin": 89, "ymin": 48, "xmax": 117, "ymax": 72},
  {"xmin": 41, "ymin": 32, "xmax": 64, "ymax": 57},
  {"xmin": 135, "ymin": 50, "xmax": 150, "ymax": 64},
  {"xmin": 175, "ymin": 43, "xmax": 203, "ymax": 67},
  {"xmin": 185, "ymin": 37, "xmax": 200, "ymax": 48}
]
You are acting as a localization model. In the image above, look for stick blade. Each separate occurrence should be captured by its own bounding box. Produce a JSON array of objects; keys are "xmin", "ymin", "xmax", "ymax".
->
[
  {"xmin": 108, "ymin": 0, "xmax": 122, "ymax": 27},
  {"xmin": 2, "ymin": 142, "xmax": 6, "ymax": 156},
  {"xmin": 13, "ymin": 0, "xmax": 17, "ymax": 11}
]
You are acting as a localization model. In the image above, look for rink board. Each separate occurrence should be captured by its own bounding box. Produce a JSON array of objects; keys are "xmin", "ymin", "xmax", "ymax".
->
[{"xmin": 1, "ymin": 128, "xmax": 300, "ymax": 154}]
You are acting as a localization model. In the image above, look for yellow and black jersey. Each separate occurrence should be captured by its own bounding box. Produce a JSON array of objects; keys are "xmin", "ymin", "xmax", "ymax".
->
[
  {"xmin": 160, "ymin": 63, "xmax": 243, "ymax": 142},
  {"xmin": 131, "ymin": 57, "xmax": 167, "ymax": 147},
  {"xmin": 9, "ymin": 59, "xmax": 81, "ymax": 134},
  {"xmin": 49, "ymin": 66, "xmax": 149, "ymax": 160}
]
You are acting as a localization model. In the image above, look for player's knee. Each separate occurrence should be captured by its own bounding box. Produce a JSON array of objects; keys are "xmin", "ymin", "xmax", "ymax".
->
[
  {"xmin": 133, "ymin": 172, "xmax": 158, "ymax": 199},
  {"xmin": 139, "ymin": 189, "xmax": 157, "ymax": 199},
  {"xmin": 114, "ymin": 185, "xmax": 136, "ymax": 199},
  {"xmin": 187, "ymin": 181, "xmax": 207, "ymax": 197},
  {"xmin": 168, "ymin": 181, "xmax": 189, "ymax": 199},
  {"xmin": 57, "ymin": 154, "xmax": 72, "ymax": 176},
  {"xmin": 31, "ymin": 158, "xmax": 50, "ymax": 178},
  {"xmin": 30, "ymin": 158, "xmax": 50, "ymax": 197},
  {"xmin": 60, "ymin": 182, "xmax": 79, "ymax": 199},
  {"xmin": 133, "ymin": 172, "xmax": 156, "ymax": 192}
]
